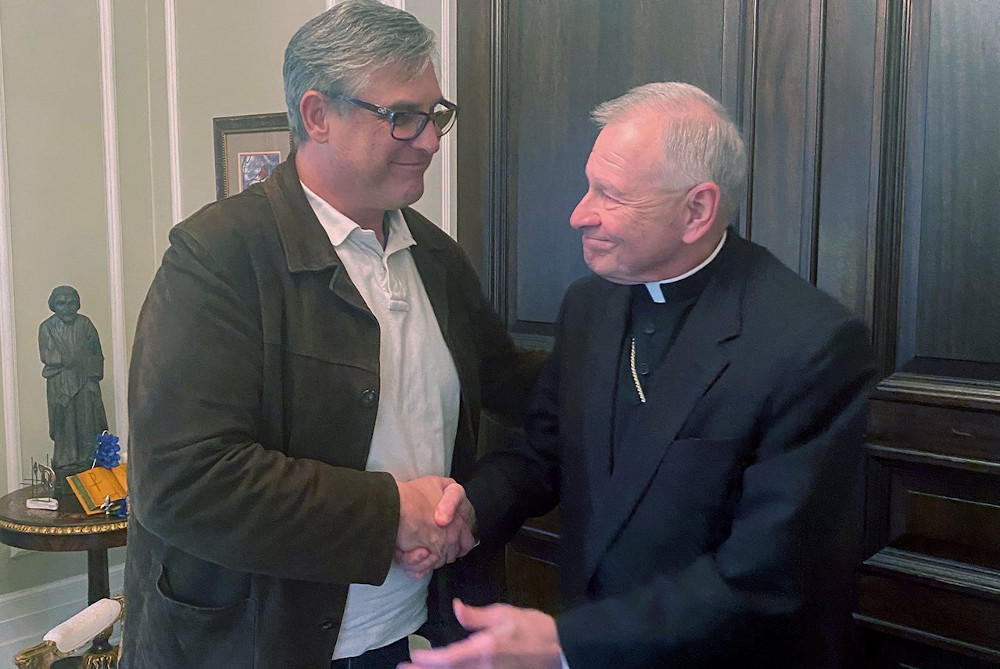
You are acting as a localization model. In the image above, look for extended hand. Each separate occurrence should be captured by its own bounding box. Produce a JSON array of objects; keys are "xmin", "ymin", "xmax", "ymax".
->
[
  {"xmin": 399, "ymin": 599, "xmax": 562, "ymax": 669},
  {"xmin": 396, "ymin": 478, "xmax": 476, "ymax": 577}
]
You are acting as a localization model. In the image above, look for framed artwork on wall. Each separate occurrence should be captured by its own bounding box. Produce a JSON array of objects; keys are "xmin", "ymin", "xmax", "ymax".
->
[{"xmin": 213, "ymin": 113, "xmax": 292, "ymax": 200}]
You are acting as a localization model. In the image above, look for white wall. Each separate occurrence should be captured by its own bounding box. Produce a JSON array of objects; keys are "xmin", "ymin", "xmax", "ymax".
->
[{"xmin": 0, "ymin": 0, "xmax": 457, "ymax": 657}]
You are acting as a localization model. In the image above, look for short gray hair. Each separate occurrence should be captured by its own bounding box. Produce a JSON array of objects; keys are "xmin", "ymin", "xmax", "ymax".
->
[
  {"xmin": 592, "ymin": 82, "xmax": 747, "ymax": 217},
  {"xmin": 283, "ymin": 0, "xmax": 437, "ymax": 145}
]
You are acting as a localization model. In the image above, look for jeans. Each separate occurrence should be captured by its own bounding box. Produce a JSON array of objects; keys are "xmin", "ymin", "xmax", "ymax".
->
[{"xmin": 330, "ymin": 637, "xmax": 410, "ymax": 669}]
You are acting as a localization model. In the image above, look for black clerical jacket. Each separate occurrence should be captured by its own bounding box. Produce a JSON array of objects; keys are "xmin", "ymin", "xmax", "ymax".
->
[{"xmin": 465, "ymin": 230, "xmax": 877, "ymax": 668}]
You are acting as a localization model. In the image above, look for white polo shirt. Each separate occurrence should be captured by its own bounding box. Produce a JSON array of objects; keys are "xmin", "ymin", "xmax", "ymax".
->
[{"xmin": 302, "ymin": 183, "xmax": 460, "ymax": 659}]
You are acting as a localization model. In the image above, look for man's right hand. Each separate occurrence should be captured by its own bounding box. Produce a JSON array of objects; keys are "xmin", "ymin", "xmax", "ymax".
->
[{"xmin": 395, "ymin": 478, "xmax": 477, "ymax": 579}]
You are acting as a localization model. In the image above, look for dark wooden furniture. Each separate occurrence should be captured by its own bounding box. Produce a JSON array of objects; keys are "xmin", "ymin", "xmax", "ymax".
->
[
  {"xmin": 0, "ymin": 485, "xmax": 127, "ymax": 604},
  {"xmin": 0, "ymin": 485, "xmax": 127, "ymax": 667},
  {"xmin": 459, "ymin": 1, "xmax": 1000, "ymax": 666}
]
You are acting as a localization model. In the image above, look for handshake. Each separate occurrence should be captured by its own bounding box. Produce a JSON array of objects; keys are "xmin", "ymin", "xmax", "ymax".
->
[{"xmin": 395, "ymin": 476, "xmax": 477, "ymax": 579}]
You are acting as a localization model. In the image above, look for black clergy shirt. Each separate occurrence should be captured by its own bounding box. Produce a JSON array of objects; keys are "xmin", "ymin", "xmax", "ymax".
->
[{"xmin": 611, "ymin": 262, "xmax": 718, "ymax": 472}]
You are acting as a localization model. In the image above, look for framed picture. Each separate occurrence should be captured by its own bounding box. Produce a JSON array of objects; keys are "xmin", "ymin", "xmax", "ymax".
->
[{"xmin": 213, "ymin": 113, "xmax": 292, "ymax": 200}]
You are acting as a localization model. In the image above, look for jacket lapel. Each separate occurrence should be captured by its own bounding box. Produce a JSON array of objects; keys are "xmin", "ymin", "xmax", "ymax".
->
[
  {"xmin": 405, "ymin": 211, "xmax": 450, "ymax": 337},
  {"xmin": 581, "ymin": 234, "xmax": 747, "ymax": 583},
  {"xmin": 579, "ymin": 282, "xmax": 631, "ymax": 494},
  {"xmin": 264, "ymin": 156, "xmax": 374, "ymax": 316}
]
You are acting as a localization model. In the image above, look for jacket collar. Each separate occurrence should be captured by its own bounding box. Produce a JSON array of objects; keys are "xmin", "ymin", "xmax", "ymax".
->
[{"xmin": 263, "ymin": 154, "xmax": 452, "ymax": 273}]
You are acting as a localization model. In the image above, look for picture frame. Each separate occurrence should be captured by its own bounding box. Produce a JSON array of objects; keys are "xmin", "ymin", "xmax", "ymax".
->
[{"xmin": 213, "ymin": 113, "xmax": 293, "ymax": 200}]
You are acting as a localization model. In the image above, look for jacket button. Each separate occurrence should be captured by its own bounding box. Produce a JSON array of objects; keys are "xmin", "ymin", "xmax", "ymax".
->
[
  {"xmin": 319, "ymin": 618, "xmax": 337, "ymax": 631},
  {"xmin": 360, "ymin": 389, "xmax": 377, "ymax": 407}
]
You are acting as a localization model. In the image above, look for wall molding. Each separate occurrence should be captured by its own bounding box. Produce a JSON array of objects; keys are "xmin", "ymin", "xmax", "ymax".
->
[
  {"xmin": 0, "ymin": 564, "xmax": 124, "ymax": 668},
  {"xmin": 485, "ymin": 0, "xmax": 512, "ymax": 316},
  {"xmin": 0, "ymin": 14, "xmax": 23, "ymax": 496},
  {"xmin": 439, "ymin": 0, "xmax": 456, "ymax": 238},
  {"xmin": 164, "ymin": 0, "xmax": 182, "ymax": 225},
  {"xmin": 98, "ymin": 0, "xmax": 129, "ymax": 445}
]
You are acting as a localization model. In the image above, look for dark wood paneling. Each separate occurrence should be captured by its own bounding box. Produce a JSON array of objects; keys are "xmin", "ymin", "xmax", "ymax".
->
[
  {"xmin": 749, "ymin": 0, "xmax": 825, "ymax": 276},
  {"xmin": 455, "ymin": 0, "xmax": 492, "ymax": 278},
  {"xmin": 863, "ymin": 4, "xmax": 1000, "ymax": 659},
  {"xmin": 875, "ymin": 0, "xmax": 1000, "ymax": 370},
  {"xmin": 857, "ymin": 625, "xmax": 1000, "ymax": 669},
  {"xmin": 868, "ymin": 394, "xmax": 1000, "ymax": 466},
  {"xmin": 909, "ymin": 0, "xmax": 1000, "ymax": 363},
  {"xmin": 859, "ymin": 563, "xmax": 1000, "ymax": 661},
  {"xmin": 817, "ymin": 0, "xmax": 879, "ymax": 319},
  {"xmin": 862, "ymin": 384, "xmax": 1000, "ymax": 665},
  {"xmin": 864, "ymin": 4, "xmax": 1000, "ymax": 660}
]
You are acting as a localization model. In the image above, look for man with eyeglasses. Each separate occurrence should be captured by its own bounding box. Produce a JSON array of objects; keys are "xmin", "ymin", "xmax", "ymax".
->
[{"xmin": 122, "ymin": 2, "xmax": 539, "ymax": 668}]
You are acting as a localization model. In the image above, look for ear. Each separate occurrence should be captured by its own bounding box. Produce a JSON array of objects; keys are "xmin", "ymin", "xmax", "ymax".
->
[
  {"xmin": 299, "ymin": 90, "xmax": 334, "ymax": 143},
  {"xmin": 681, "ymin": 182, "xmax": 721, "ymax": 244}
]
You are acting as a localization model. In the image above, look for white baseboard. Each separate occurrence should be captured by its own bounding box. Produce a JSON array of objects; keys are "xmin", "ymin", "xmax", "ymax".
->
[{"xmin": 0, "ymin": 564, "xmax": 124, "ymax": 667}]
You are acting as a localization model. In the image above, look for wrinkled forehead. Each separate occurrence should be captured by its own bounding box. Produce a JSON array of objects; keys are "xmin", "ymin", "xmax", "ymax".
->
[{"xmin": 587, "ymin": 118, "xmax": 664, "ymax": 185}]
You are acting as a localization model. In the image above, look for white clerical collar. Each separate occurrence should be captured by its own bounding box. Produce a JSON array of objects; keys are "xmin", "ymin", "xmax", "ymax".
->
[{"xmin": 644, "ymin": 230, "xmax": 727, "ymax": 303}]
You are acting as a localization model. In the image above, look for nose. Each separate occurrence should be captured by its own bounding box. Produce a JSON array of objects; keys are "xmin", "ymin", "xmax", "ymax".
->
[
  {"xmin": 569, "ymin": 191, "xmax": 598, "ymax": 229},
  {"xmin": 409, "ymin": 118, "xmax": 441, "ymax": 153}
]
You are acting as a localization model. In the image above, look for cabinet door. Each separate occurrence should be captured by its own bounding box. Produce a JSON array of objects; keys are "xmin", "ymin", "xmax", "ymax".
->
[{"xmin": 857, "ymin": 1, "xmax": 1000, "ymax": 665}]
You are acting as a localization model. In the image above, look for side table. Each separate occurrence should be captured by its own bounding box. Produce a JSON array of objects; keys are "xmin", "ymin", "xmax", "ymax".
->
[{"xmin": 0, "ymin": 484, "xmax": 127, "ymax": 667}]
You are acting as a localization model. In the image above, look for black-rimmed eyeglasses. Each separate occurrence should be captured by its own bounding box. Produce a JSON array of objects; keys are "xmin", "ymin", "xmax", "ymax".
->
[{"xmin": 336, "ymin": 96, "xmax": 458, "ymax": 141}]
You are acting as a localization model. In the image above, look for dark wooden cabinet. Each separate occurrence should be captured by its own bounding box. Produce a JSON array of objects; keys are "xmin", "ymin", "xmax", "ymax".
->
[{"xmin": 458, "ymin": 1, "xmax": 1000, "ymax": 666}]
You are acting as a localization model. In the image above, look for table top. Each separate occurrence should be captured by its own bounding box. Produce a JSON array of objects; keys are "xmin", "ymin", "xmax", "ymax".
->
[{"xmin": 0, "ymin": 485, "xmax": 127, "ymax": 552}]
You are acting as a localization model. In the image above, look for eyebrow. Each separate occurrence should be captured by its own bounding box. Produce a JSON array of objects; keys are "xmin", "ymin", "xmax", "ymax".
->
[
  {"xmin": 381, "ymin": 97, "xmax": 448, "ymax": 112},
  {"xmin": 588, "ymin": 173, "xmax": 627, "ymax": 200}
]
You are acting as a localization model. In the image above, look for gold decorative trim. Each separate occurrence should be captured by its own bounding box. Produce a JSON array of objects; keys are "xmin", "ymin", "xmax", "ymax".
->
[{"xmin": 0, "ymin": 518, "xmax": 127, "ymax": 535}]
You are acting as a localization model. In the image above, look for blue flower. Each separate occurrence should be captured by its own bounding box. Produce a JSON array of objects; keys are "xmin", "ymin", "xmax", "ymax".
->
[{"xmin": 92, "ymin": 431, "xmax": 121, "ymax": 469}]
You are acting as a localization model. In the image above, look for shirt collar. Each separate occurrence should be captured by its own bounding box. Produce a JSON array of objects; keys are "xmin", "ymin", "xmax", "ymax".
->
[
  {"xmin": 300, "ymin": 181, "xmax": 416, "ymax": 256},
  {"xmin": 644, "ymin": 229, "xmax": 727, "ymax": 303}
]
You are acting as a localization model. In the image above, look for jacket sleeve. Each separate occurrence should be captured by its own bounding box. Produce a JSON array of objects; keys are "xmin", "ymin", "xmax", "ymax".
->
[
  {"xmin": 128, "ymin": 226, "xmax": 398, "ymax": 586},
  {"xmin": 463, "ymin": 303, "xmax": 565, "ymax": 553},
  {"xmin": 555, "ymin": 317, "xmax": 876, "ymax": 668}
]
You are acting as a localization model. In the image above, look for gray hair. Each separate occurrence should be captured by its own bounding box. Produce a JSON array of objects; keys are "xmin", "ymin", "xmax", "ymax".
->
[
  {"xmin": 592, "ymin": 82, "xmax": 747, "ymax": 217},
  {"xmin": 283, "ymin": 0, "xmax": 437, "ymax": 145}
]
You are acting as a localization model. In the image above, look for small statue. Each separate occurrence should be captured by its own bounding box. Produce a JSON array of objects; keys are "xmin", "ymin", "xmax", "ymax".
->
[{"xmin": 38, "ymin": 286, "xmax": 109, "ymax": 490}]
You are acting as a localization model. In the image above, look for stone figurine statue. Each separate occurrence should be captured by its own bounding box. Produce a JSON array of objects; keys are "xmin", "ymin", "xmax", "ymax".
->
[{"xmin": 38, "ymin": 286, "xmax": 108, "ymax": 485}]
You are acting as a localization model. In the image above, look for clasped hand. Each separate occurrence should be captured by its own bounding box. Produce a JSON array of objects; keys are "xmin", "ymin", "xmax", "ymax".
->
[{"xmin": 395, "ymin": 476, "xmax": 477, "ymax": 578}]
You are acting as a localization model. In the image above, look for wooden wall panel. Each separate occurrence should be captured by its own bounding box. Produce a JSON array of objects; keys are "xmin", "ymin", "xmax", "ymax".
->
[
  {"xmin": 860, "ymin": 2, "xmax": 1000, "ymax": 663},
  {"xmin": 749, "ymin": 0, "xmax": 824, "ymax": 277},
  {"xmin": 910, "ymin": 0, "xmax": 1000, "ymax": 363},
  {"xmin": 817, "ymin": 0, "xmax": 879, "ymax": 319}
]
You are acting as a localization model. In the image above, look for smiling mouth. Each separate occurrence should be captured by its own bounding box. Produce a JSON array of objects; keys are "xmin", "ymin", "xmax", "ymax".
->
[{"xmin": 394, "ymin": 161, "xmax": 431, "ymax": 170}]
